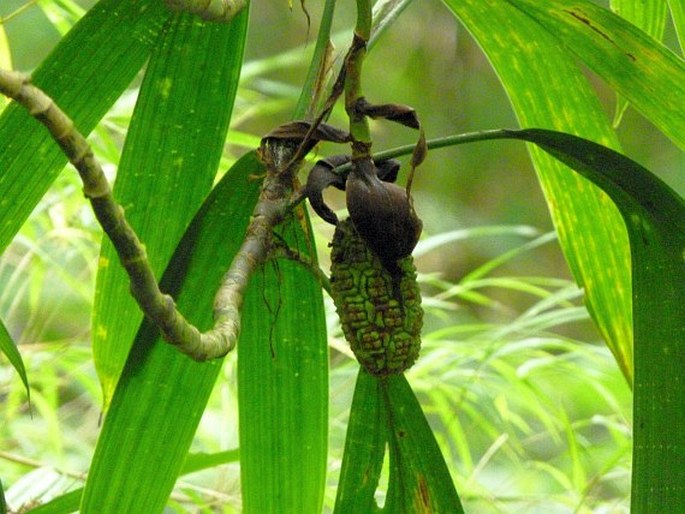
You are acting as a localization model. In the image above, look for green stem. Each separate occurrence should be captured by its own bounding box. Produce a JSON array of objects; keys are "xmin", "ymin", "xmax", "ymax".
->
[
  {"xmin": 345, "ymin": 0, "xmax": 373, "ymax": 151},
  {"xmin": 332, "ymin": 129, "xmax": 515, "ymax": 174},
  {"xmin": 293, "ymin": 0, "xmax": 337, "ymax": 120},
  {"xmin": 355, "ymin": 0, "xmax": 373, "ymax": 40}
]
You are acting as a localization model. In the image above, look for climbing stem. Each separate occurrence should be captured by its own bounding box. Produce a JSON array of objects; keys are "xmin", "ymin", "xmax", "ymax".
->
[
  {"xmin": 0, "ymin": 69, "xmax": 296, "ymax": 361},
  {"xmin": 345, "ymin": 0, "xmax": 373, "ymax": 154}
]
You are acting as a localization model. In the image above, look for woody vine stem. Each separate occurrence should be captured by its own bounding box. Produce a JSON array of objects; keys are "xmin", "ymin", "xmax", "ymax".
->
[{"xmin": 0, "ymin": 1, "xmax": 375, "ymax": 361}]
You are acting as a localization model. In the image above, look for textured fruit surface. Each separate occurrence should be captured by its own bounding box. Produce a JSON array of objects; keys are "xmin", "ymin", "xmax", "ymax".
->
[{"xmin": 330, "ymin": 218, "xmax": 423, "ymax": 375}]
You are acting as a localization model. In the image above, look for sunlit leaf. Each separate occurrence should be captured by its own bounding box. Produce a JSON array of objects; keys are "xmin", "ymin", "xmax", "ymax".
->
[
  {"xmin": 444, "ymin": 0, "xmax": 633, "ymax": 382},
  {"xmin": 609, "ymin": 0, "xmax": 668, "ymax": 124},
  {"xmin": 92, "ymin": 8, "xmax": 249, "ymax": 408},
  {"xmin": 669, "ymin": 0, "xmax": 685, "ymax": 53},
  {"xmin": 0, "ymin": 0, "xmax": 171, "ymax": 254},
  {"xmin": 507, "ymin": 0, "xmax": 685, "ymax": 148},
  {"xmin": 0, "ymin": 318, "xmax": 29, "ymax": 401}
]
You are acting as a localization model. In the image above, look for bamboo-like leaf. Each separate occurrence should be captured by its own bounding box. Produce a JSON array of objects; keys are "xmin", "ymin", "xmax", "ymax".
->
[
  {"xmin": 293, "ymin": 0, "xmax": 336, "ymax": 119},
  {"xmin": 26, "ymin": 450, "xmax": 240, "ymax": 514},
  {"xmin": 0, "ymin": 0, "xmax": 171, "ymax": 254},
  {"xmin": 444, "ymin": 1, "xmax": 633, "ymax": 381},
  {"xmin": 230, "ymin": 6, "xmax": 334, "ymax": 512},
  {"xmin": 611, "ymin": 0, "xmax": 667, "ymax": 39},
  {"xmin": 0, "ymin": 22, "xmax": 9, "ymax": 110},
  {"xmin": 1, "ymin": 477, "xmax": 6, "ymax": 514},
  {"xmin": 81, "ymin": 152, "xmax": 261, "ymax": 513},
  {"xmin": 181, "ymin": 449, "xmax": 240, "ymax": 474},
  {"xmin": 0, "ymin": 318, "xmax": 29, "ymax": 400},
  {"xmin": 507, "ymin": 0, "xmax": 685, "ymax": 149},
  {"xmin": 505, "ymin": 128, "xmax": 685, "ymax": 513},
  {"xmin": 335, "ymin": 371, "xmax": 387, "ymax": 514},
  {"xmin": 21, "ymin": 489, "xmax": 81, "ymax": 514},
  {"xmin": 360, "ymin": 125, "xmax": 684, "ymax": 509},
  {"xmin": 609, "ymin": 0, "xmax": 668, "ymax": 123},
  {"xmin": 669, "ymin": 0, "xmax": 685, "ymax": 53},
  {"xmin": 335, "ymin": 371, "xmax": 463, "ymax": 513},
  {"xmin": 237, "ymin": 223, "xmax": 329, "ymax": 514},
  {"xmin": 384, "ymin": 375, "xmax": 463, "ymax": 513},
  {"xmin": 92, "ymin": 8, "xmax": 249, "ymax": 407}
]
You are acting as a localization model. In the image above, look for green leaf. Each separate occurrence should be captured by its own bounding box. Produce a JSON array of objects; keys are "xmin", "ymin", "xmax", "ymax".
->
[
  {"xmin": 611, "ymin": 0, "xmax": 667, "ymax": 39},
  {"xmin": 507, "ymin": 0, "xmax": 685, "ymax": 149},
  {"xmin": 609, "ymin": 0, "xmax": 668, "ymax": 123},
  {"xmin": 0, "ymin": 317, "xmax": 29, "ymax": 400},
  {"xmin": 26, "ymin": 450, "xmax": 240, "ymax": 514},
  {"xmin": 293, "ymin": 0, "xmax": 336, "ymax": 119},
  {"xmin": 669, "ymin": 0, "xmax": 685, "ymax": 53},
  {"xmin": 0, "ymin": 0, "xmax": 171, "ymax": 254},
  {"xmin": 181, "ymin": 449, "xmax": 240, "ymax": 475},
  {"xmin": 81, "ymin": 151, "xmax": 262, "ymax": 513},
  {"xmin": 334, "ymin": 371, "xmax": 386, "ymax": 514},
  {"xmin": 24, "ymin": 489, "xmax": 81, "ymax": 514},
  {"xmin": 92, "ymin": 8, "xmax": 249, "ymax": 408},
  {"xmin": 444, "ymin": 0, "xmax": 633, "ymax": 382},
  {"xmin": 335, "ymin": 371, "xmax": 463, "ymax": 513},
  {"xmin": 1, "ymin": 477, "xmax": 6, "ymax": 514},
  {"xmin": 506, "ymin": 128, "xmax": 685, "ymax": 513},
  {"xmin": 237, "ymin": 217, "xmax": 329, "ymax": 513},
  {"xmin": 350, "ymin": 125, "xmax": 684, "ymax": 509}
]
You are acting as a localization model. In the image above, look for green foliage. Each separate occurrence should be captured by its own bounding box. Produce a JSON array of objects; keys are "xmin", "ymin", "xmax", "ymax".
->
[
  {"xmin": 0, "ymin": 1, "xmax": 683, "ymax": 513},
  {"xmin": 92, "ymin": 6, "xmax": 250, "ymax": 407},
  {"xmin": 336, "ymin": 371, "xmax": 463, "ymax": 513}
]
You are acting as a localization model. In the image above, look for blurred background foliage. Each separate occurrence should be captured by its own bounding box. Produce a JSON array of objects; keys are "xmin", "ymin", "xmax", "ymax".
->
[{"xmin": 1, "ymin": 0, "xmax": 681, "ymax": 512}]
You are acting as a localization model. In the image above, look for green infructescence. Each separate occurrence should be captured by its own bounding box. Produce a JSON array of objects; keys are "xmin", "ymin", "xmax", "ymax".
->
[{"xmin": 330, "ymin": 218, "xmax": 423, "ymax": 375}]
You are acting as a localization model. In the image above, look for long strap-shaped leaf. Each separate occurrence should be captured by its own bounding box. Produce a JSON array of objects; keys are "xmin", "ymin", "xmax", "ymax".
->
[
  {"xmin": 509, "ymin": 129, "xmax": 685, "ymax": 511},
  {"xmin": 507, "ymin": 0, "xmax": 685, "ymax": 149},
  {"xmin": 0, "ymin": 0, "xmax": 171, "ymax": 450},
  {"xmin": 444, "ymin": 0, "xmax": 633, "ymax": 382},
  {"xmin": 335, "ymin": 127, "xmax": 683, "ymax": 510},
  {"xmin": 80, "ymin": 10, "xmax": 250, "ymax": 513},
  {"xmin": 0, "ymin": 0, "xmax": 171, "ymax": 253},
  {"xmin": 335, "ymin": 371, "xmax": 464, "ymax": 513},
  {"xmin": 237, "ymin": 222, "xmax": 329, "ymax": 514},
  {"xmin": 92, "ymin": 9, "xmax": 248, "ymax": 408}
]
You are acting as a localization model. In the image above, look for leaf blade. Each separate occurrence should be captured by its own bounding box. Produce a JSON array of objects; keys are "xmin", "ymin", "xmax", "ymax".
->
[
  {"xmin": 507, "ymin": 128, "xmax": 685, "ymax": 513},
  {"xmin": 0, "ymin": 0, "xmax": 171, "ymax": 253},
  {"xmin": 0, "ymin": 318, "xmax": 29, "ymax": 400},
  {"xmin": 92, "ymin": 9, "xmax": 249, "ymax": 407},
  {"xmin": 334, "ymin": 371, "xmax": 464, "ymax": 513},
  {"xmin": 237, "ymin": 215, "xmax": 329, "ymax": 513},
  {"xmin": 444, "ymin": 0, "xmax": 633, "ymax": 381},
  {"xmin": 508, "ymin": 0, "xmax": 685, "ymax": 148}
]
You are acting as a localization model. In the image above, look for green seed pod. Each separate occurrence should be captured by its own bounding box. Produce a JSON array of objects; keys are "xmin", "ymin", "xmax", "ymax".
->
[{"xmin": 330, "ymin": 218, "xmax": 423, "ymax": 376}]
